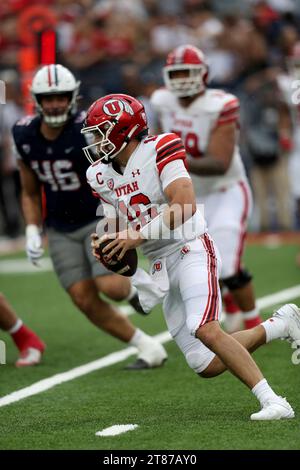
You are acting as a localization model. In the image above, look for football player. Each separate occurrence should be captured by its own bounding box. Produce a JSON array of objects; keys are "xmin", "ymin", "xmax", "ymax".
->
[
  {"xmin": 150, "ymin": 45, "xmax": 263, "ymax": 332},
  {"xmin": 0, "ymin": 292, "xmax": 45, "ymax": 366},
  {"xmin": 12, "ymin": 64, "xmax": 167, "ymax": 370},
  {"xmin": 83, "ymin": 93, "xmax": 299, "ymax": 420}
]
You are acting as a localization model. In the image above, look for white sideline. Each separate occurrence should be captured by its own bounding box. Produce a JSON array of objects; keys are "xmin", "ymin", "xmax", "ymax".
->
[{"xmin": 0, "ymin": 285, "xmax": 299, "ymax": 408}]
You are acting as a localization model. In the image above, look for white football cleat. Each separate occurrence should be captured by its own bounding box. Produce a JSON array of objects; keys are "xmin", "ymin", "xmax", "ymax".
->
[
  {"xmin": 126, "ymin": 337, "xmax": 168, "ymax": 370},
  {"xmin": 138, "ymin": 337, "xmax": 168, "ymax": 368},
  {"xmin": 250, "ymin": 397, "xmax": 295, "ymax": 421},
  {"xmin": 273, "ymin": 303, "xmax": 300, "ymax": 342},
  {"xmin": 15, "ymin": 347, "xmax": 43, "ymax": 367}
]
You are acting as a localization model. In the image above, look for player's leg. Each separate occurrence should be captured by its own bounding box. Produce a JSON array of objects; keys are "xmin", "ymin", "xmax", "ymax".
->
[
  {"xmin": 201, "ymin": 193, "xmax": 242, "ymax": 331},
  {"xmin": 67, "ymin": 278, "xmax": 134, "ymax": 340},
  {"xmin": 91, "ymin": 268, "xmax": 167, "ymax": 369},
  {"xmin": 207, "ymin": 182, "xmax": 262, "ymax": 329},
  {"xmin": 48, "ymin": 224, "xmax": 167, "ymax": 368},
  {"xmin": 85, "ymin": 222, "xmax": 167, "ymax": 367},
  {"xmin": 223, "ymin": 271, "xmax": 261, "ymax": 329},
  {"xmin": 48, "ymin": 225, "xmax": 131, "ymax": 338},
  {"xmin": 86, "ymin": 225, "xmax": 147, "ymax": 314},
  {"xmin": 222, "ymin": 287, "xmax": 241, "ymax": 333},
  {"xmin": 179, "ymin": 234, "xmax": 262, "ymax": 387},
  {"xmin": 178, "ymin": 234, "xmax": 295, "ymax": 419},
  {"xmin": 69, "ymin": 279, "xmax": 166, "ymax": 370},
  {"xmin": 202, "ymin": 303, "xmax": 300, "ymax": 377},
  {"xmin": 0, "ymin": 292, "xmax": 45, "ymax": 366}
]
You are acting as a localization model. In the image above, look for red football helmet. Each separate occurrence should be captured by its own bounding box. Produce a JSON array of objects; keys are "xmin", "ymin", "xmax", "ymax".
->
[
  {"xmin": 163, "ymin": 45, "xmax": 209, "ymax": 97},
  {"xmin": 81, "ymin": 94, "xmax": 148, "ymax": 164}
]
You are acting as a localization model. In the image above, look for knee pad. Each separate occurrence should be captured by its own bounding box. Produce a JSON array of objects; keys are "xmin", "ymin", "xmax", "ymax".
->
[
  {"xmin": 222, "ymin": 269, "xmax": 252, "ymax": 291},
  {"xmin": 185, "ymin": 350, "xmax": 206, "ymax": 374}
]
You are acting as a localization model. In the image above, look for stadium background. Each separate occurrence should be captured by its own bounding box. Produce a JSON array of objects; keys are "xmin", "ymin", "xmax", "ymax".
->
[{"xmin": 0, "ymin": 0, "xmax": 299, "ymax": 450}]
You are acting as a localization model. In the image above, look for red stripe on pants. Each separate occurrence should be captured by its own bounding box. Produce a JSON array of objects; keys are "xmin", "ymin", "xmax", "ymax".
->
[
  {"xmin": 199, "ymin": 233, "xmax": 219, "ymax": 327},
  {"xmin": 234, "ymin": 181, "xmax": 250, "ymax": 272}
]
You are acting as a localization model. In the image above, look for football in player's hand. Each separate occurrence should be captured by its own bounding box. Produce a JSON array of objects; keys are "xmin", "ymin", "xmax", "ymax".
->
[{"xmin": 96, "ymin": 238, "xmax": 138, "ymax": 277}]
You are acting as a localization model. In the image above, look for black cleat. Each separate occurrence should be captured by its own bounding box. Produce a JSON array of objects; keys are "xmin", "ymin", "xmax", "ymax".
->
[
  {"xmin": 129, "ymin": 294, "xmax": 149, "ymax": 315},
  {"xmin": 124, "ymin": 358, "xmax": 150, "ymax": 370},
  {"xmin": 124, "ymin": 357, "xmax": 167, "ymax": 370}
]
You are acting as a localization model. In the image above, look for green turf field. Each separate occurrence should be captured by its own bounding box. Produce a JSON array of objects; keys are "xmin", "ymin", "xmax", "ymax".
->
[{"xmin": 0, "ymin": 243, "xmax": 299, "ymax": 450}]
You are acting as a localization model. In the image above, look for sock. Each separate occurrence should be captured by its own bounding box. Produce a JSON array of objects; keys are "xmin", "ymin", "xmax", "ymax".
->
[
  {"xmin": 126, "ymin": 284, "xmax": 138, "ymax": 302},
  {"xmin": 262, "ymin": 316, "xmax": 287, "ymax": 343},
  {"xmin": 223, "ymin": 292, "xmax": 240, "ymax": 314},
  {"xmin": 129, "ymin": 328, "xmax": 149, "ymax": 348},
  {"xmin": 243, "ymin": 308, "xmax": 262, "ymax": 329},
  {"xmin": 11, "ymin": 324, "xmax": 44, "ymax": 352},
  {"xmin": 251, "ymin": 378, "xmax": 279, "ymax": 407},
  {"xmin": 8, "ymin": 319, "xmax": 23, "ymax": 334}
]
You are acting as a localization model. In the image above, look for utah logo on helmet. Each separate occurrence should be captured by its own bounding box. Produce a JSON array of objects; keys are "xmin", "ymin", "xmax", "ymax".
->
[{"xmin": 103, "ymin": 99, "xmax": 134, "ymax": 117}]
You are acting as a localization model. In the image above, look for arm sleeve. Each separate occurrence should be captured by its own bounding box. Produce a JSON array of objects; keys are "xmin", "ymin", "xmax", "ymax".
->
[{"xmin": 160, "ymin": 159, "xmax": 190, "ymax": 191}]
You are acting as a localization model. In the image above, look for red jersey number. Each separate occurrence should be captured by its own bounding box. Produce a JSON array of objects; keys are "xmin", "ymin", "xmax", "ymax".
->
[
  {"xmin": 118, "ymin": 193, "xmax": 158, "ymax": 230},
  {"xmin": 172, "ymin": 130, "xmax": 203, "ymax": 158}
]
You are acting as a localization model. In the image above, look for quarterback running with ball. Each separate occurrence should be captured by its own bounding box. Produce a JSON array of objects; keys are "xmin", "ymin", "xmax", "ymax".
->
[{"xmin": 83, "ymin": 92, "xmax": 300, "ymax": 420}]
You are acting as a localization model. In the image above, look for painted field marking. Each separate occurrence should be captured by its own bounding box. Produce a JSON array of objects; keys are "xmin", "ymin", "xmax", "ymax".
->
[
  {"xmin": 0, "ymin": 258, "xmax": 53, "ymax": 273},
  {"xmin": 95, "ymin": 424, "xmax": 138, "ymax": 437}
]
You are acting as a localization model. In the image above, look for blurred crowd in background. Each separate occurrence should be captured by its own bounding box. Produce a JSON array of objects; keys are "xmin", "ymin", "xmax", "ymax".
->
[{"xmin": 1, "ymin": 0, "xmax": 300, "ymax": 242}]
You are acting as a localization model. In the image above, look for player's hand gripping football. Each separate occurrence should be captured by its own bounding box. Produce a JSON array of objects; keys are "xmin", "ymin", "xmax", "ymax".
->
[
  {"xmin": 91, "ymin": 233, "xmax": 102, "ymax": 261},
  {"xmin": 92, "ymin": 228, "xmax": 144, "ymax": 262}
]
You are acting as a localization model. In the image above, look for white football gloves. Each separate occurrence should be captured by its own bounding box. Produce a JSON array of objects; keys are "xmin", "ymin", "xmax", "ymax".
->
[{"xmin": 25, "ymin": 224, "xmax": 44, "ymax": 266}]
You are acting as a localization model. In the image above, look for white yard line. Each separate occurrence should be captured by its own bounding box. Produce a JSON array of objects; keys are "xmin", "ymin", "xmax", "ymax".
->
[
  {"xmin": 256, "ymin": 285, "xmax": 300, "ymax": 310},
  {"xmin": 0, "ymin": 286, "xmax": 299, "ymax": 409},
  {"xmin": 0, "ymin": 332, "xmax": 171, "ymax": 408},
  {"xmin": 95, "ymin": 424, "xmax": 138, "ymax": 437}
]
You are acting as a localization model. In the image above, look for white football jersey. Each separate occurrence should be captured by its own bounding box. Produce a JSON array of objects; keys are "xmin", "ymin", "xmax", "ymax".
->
[
  {"xmin": 150, "ymin": 88, "xmax": 247, "ymax": 197},
  {"xmin": 86, "ymin": 133, "xmax": 206, "ymax": 260}
]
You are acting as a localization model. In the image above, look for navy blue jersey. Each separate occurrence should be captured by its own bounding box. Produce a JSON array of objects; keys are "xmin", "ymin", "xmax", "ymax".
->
[{"xmin": 12, "ymin": 112, "xmax": 100, "ymax": 232}]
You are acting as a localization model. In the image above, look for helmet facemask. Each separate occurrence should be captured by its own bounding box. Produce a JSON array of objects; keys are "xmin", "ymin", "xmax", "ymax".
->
[
  {"xmin": 163, "ymin": 64, "xmax": 207, "ymax": 98},
  {"xmin": 34, "ymin": 89, "xmax": 79, "ymax": 128},
  {"xmin": 81, "ymin": 116, "xmax": 140, "ymax": 165},
  {"xmin": 81, "ymin": 120, "xmax": 118, "ymax": 164}
]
